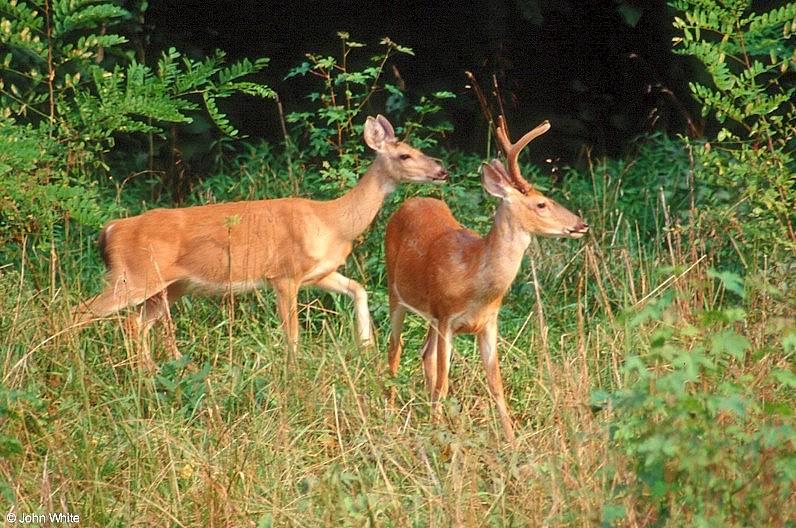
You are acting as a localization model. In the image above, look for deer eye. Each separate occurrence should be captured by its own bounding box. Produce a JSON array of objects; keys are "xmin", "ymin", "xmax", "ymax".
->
[
  {"xmin": 399, "ymin": 153, "xmax": 412, "ymax": 161},
  {"xmin": 537, "ymin": 202, "xmax": 547, "ymax": 209}
]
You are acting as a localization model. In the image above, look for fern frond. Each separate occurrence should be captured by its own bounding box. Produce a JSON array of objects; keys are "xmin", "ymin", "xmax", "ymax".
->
[
  {"xmin": 157, "ymin": 47, "xmax": 181, "ymax": 86},
  {"xmin": 219, "ymin": 81, "xmax": 275, "ymax": 100},
  {"xmin": 203, "ymin": 92, "xmax": 238, "ymax": 136},
  {"xmin": 54, "ymin": 3, "xmax": 128, "ymax": 37}
]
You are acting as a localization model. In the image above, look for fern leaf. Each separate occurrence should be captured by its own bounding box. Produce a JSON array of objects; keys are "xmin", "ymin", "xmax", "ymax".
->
[{"xmin": 203, "ymin": 92, "xmax": 239, "ymax": 136}]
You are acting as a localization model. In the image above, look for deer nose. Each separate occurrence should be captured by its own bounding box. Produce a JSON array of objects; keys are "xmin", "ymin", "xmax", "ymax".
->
[
  {"xmin": 575, "ymin": 221, "xmax": 589, "ymax": 233},
  {"xmin": 434, "ymin": 169, "xmax": 449, "ymax": 181}
]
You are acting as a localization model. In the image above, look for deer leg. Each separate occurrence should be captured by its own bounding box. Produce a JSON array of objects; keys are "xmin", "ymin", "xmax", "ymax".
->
[
  {"xmin": 132, "ymin": 282, "xmax": 187, "ymax": 363},
  {"xmin": 477, "ymin": 319, "xmax": 515, "ymax": 444},
  {"xmin": 73, "ymin": 275, "xmax": 172, "ymax": 371},
  {"xmin": 313, "ymin": 272, "xmax": 374, "ymax": 346},
  {"xmin": 273, "ymin": 279, "xmax": 300, "ymax": 362},
  {"xmin": 423, "ymin": 320, "xmax": 451, "ymax": 422},
  {"xmin": 123, "ymin": 313, "xmax": 156, "ymax": 373},
  {"xmin": 421, "ymin": 326, "xmax": 439, "ymax": 397},
  {"xmin": 387, "ymin": 300, "xmax": 406, "ymax": 377},
  {"xmin": 386, "ymin": 300, "xmax": 407, "ymax": 407},
  {"xmin": 432, "ymin": 321, "xmax": 452, "ymax": 421},
  {"xmin": 72, "ymin": 283, "xmax": 149, "ymax": 327}
]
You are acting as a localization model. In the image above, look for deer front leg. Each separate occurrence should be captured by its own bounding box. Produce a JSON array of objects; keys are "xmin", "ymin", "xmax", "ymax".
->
[
  {"xmin": 273, "ymin": 279, "xmax": 300, "ymax": 362},
  {"xmin": 387, "ymin": 300, "xmax": 407, "ymax": 408},
  {"xmin": 432, "ymin": 321, "xmax": 453, "ymax": 421},
  {"xmin": 387, "ymin": 300, "xmax": 406, "ymax": 377},
  {"xmin": 313, "ymin": 272, "xmax": 374, "ymax": 346},
  {"xmin": 477, "ymin": 319, "xmax": 515, "ymax": 444},
  {"xmin": 420, "ymin": 326, "xmax": 439, "ymax": 397}
]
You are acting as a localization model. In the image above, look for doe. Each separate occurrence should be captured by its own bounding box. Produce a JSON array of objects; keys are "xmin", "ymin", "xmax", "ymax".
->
[{"xmin": 74, "ymin": 115, "xmax": 448, "ymax": 369}]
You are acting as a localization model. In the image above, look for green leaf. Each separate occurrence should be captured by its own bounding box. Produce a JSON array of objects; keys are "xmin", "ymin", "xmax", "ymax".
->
[
  {"xmin": 710, "ymin": 330, "xmax": 750, "ymax": 360},
  {"xmin": 716, "ymin": 394, "xmax": 748, "ymax": 416},
  {"xmin": 590, "ymin": 389, "xmax": 611, "ymax": 408},
  {"xmin": 602, "ymin": 503, "xmax": 626, "ymax": 527},
  {"xmin": 707, "ymin": 269, "xmax": 746, "ymax": 298},
  {"xmin": 783, "ymin": 330, "xmax": 796, "ymax": 353},
  {"xmin": 203, "ymin": 92, "xmax": 239, "ymax": 136},
  {"xmin": 285, "ymin": 61, "xmax": 311, "ymax": 79},
  {"xmin": 617, "ymin": 3, "xmax": 642, "ymax": 27},
  {"xmin": 256, "ymin": 513, "xmax": 273, "ymax": 528},
  {"xmin": 432, "ymin": 90, "xmax": 456, "ymax": 99},
  {"xmin": 770, "ymin": 368, "xmax": 796, "ymax": 388}
]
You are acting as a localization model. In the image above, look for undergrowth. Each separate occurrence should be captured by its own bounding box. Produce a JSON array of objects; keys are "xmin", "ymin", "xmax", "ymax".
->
[
  {"xmin": 1, "ymin": 1, "xmax": 795, "ymax": 526},
  {"xmin": 2, "ymin": 138, "xmax": 793, "ymax": 525}
]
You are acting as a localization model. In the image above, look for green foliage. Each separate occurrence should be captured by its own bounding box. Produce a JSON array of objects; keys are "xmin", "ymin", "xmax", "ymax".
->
[
  {"xmin": 285, "ymin": 33, "xmax": 454, "ymax": 193},
  {"xmin": 156, "ymin": 356, "xmax": 212, "ymax": 418},
  {"xmin": 1, "ymin": 5, "xmax": 794, "ymax": 524},
  {"xmin": 0, "ymin": 386, "xmax": 43, "ymax": 460},
  {"xmin": 671, "ymin": 0, "xmax": 796, "ymax": 255},
  {"xmin": 0, "ymin": 0, "xmax": 273, "ymax": 249},
  {"xmin": 600, "ymin": 271, "xmax": 795, "ymax": 526},
  {"xmin": 0, "ymin": 120, "xmax": 106, "ymax": 242}
]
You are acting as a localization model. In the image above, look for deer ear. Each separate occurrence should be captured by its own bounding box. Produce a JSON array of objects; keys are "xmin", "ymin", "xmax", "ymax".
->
[
  {"xmin": 489, "ymin": 159, "xmax": 512, "ymax": 181},
  {"xmin": 376, "ymin": 114, "xmax": 395, "ymax": 140},
  {"xmin": 482, "ymin": 160, "xmax": 512, "ymax": 198},
  {"xmin": 364, "ymin": 115, "xmax": 395, "ymax": 152}
]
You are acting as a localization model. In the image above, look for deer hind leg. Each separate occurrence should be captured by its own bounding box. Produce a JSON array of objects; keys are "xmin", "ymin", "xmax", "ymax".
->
[
  {"xmin": 72, "ymin": 280, "xmax": 157, "ymax": 371},
  {"xmin": 128, "ymin": 282, "xmax": 187, "ymax": 368},
  {"xmin": 273, "ymin": 278, "xmax": 300, "ymax": 363},
  {"xmin": 477, "ymin": 320, "xmax": 515, "ymax": 444},
  {"xmin": 72, "ymin": 284, "xmax": 148, "ymax": 327},
  {"xmin": 313, "ymin": 272, "xmax": 374, "ymax": 347}
]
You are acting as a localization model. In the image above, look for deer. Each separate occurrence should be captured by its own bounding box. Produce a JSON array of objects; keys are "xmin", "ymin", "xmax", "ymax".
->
[
  {"xmin": 73, "ymin": 115, "xmax": 448, "ymax": 370},
  {"xmin": 385, "ymin": 116, "xmax": 588, "ymax": 443}
]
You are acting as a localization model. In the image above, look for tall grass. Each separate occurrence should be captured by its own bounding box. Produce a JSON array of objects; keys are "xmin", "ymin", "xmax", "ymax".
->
[{"xmin": 1, "ymin": 136, "xmax": 793, "ymax": 526}]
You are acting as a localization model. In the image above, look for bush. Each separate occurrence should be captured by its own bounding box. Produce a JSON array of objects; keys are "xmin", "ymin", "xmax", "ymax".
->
[
  {"xmin": 0, "ymin": 0, "xmax": 274, "ymax": 252},
  {"xmin": 284, "ymin": 32, "xmax": 455, "ymax": 195},
  {"xmin": 597, "ymin": 270, "xmax": 796, "ymax": 526},
  {"xmin": 671, "ymin": 0, "xmax": 796, "ymax": 256}
]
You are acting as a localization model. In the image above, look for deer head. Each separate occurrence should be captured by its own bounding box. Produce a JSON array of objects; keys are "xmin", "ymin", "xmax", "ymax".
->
[
  {"xmin": 364, "ymin": 115, "xmax": 448, "ymax": 183},
  {"xmin": 485, "ymin": 116, "xmax": 589, "ymax": 238}
]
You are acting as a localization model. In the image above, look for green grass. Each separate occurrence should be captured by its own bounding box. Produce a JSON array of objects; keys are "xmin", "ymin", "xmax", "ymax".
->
[
  {"xmin": 1, "ymin": 271, "xmax": 621, "ymax": 526},
  {"xmin": 2, "ymin": 141, "xmax": 794, "ymax": 527}
]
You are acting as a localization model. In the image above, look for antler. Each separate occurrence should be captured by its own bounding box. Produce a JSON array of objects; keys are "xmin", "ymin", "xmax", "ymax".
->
[{"xmin": 495, "ymin": 115, "xmax": 551, "ymax": 194}]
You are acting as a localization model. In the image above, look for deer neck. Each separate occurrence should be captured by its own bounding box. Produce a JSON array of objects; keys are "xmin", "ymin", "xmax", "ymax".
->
[
  {"xmin": 477, "ymin": 203, "xmax": 532, "ymax": 296},
  {"xmin": 330, "ymin": 156, "xmax": 396, "ymax": 241}
]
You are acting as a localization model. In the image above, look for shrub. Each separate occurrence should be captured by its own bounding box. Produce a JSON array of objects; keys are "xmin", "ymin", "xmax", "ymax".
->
[
  {"xmin": 671, "ymin": 0, "xmax": 796, "ymax": 256},
  {"xmin": 0, "ymin": 0, "xmax": 274, "ymax": 251},
  {"xmin": 597, "ymin": 270, "xmax": 796, "ymax": 526},
  {"xmin": 284, "ymin": 32, "xmax": 455, "ymax": 195}
]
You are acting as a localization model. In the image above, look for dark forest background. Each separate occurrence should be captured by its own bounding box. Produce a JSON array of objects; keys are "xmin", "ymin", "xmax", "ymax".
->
[{"xmin": 142, "ymin": 0, "xmax": 707, "ymax": 162}]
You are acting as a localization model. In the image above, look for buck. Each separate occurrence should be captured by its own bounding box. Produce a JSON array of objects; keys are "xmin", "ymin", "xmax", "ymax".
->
[
  {"xmin": 73, "ymin": 115, "xmax": 448, "ymax": 369},
  {"xmin": 385, "ymin": 117, "xmax": 588, "ymax": 442}
]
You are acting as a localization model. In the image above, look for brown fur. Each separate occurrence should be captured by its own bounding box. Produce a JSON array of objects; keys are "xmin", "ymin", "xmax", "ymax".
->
[
  {"xmin": 73, "ymin": 115, "xmax": 448, "ymax": 370},
  {"xmin": 97, "ymin": 225, "xmax": 111, "ymax": 268},
  {"xmin": 386, "ymin": 157, "xmax": 588, "ymax": 444}
]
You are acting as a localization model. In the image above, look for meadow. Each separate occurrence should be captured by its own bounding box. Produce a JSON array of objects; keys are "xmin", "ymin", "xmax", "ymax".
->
[
  {"xmin": 3, "ymin": 135, "xmax": 793, "ymax": 526},
  {"xmin": 1, "ymin": 1, "xmax": 794, "ymax": 526}
]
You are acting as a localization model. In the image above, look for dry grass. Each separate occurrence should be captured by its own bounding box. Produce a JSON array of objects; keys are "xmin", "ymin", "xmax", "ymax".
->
[{"xmin": 2, "ymin": 158, "xmax": 792, "ymax": 527}]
